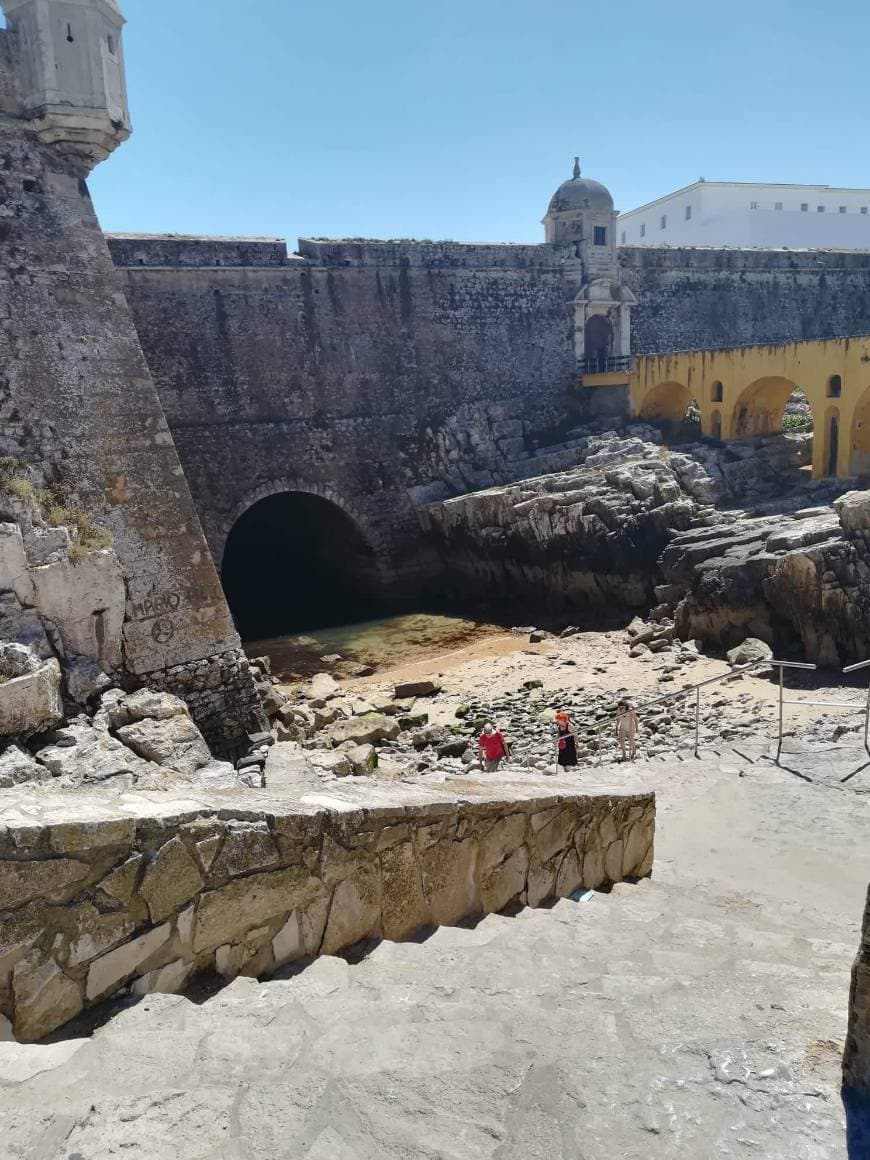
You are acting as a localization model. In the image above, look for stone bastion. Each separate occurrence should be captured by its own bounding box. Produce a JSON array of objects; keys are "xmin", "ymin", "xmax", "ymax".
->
[{"xmin": 0, "ymin": 773, "xmax": 654, "ymax": 1041}]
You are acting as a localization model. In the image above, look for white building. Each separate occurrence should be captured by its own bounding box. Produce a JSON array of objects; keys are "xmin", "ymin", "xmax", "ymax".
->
[{"xmin": 618, "ymin": 181, "xmax": 870, "ymax": 250}]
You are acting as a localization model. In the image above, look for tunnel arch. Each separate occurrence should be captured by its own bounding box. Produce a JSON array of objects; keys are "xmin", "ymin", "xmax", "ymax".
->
[
  {"xmin": 730, "ymin": 376, "xmax": 799, "ymax": 438},
  {"xmin": 637, "ymin": 381, "xmax": 694, "ymax": 424},
  {"xmin": 220, "ymin": 484, "xmax": 388, "ymax": 640}
]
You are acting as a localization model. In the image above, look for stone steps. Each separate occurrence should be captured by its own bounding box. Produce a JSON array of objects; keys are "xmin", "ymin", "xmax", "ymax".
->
[{"xmin": 2, "ymin": 751, "xmax": 868, "ymax": 1157}]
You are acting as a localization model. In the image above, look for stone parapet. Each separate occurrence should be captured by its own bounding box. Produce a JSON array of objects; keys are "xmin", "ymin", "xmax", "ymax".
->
[
  {"xmin": 107, "ymin": 234, "xmax": 294, "ymax": 268},
  {"xmin": 845, "ymin": 883, "xmax": 870, "ymax": 1095},
  {"xmin": 0, "ymin": 775, "xmax": 654, "ymax": 1041}
]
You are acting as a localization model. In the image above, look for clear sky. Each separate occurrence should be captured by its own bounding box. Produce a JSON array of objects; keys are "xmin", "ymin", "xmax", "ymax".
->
[{"xmin": 79, "ymin": 0, "xmax": 870, "ymax": 245}]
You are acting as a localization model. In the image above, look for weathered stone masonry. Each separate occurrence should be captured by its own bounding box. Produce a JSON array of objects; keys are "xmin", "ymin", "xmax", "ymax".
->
[
  {"xmin": 0, "ymin": 23, "xmax": 262, "ymax": 753},
  {"xmin": 0, "ymin": 779, "xmax": 654, "ymax": 1040},
  {"xmin": 845, "ymin": 882, "xmax": 870, "ymax": 1097},
  {"xmin": 108, "ymin": 237, "xmax": 870, "ymax": 599}
]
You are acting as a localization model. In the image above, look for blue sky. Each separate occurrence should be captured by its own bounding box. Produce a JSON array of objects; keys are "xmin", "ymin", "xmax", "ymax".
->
[{"xmin": 79, "ymin": 0, "xmax": 870, "ymax": 245}]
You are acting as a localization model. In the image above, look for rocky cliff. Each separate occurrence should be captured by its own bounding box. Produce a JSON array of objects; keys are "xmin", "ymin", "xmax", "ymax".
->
[{"xmin": 421, "ymin": 431, "xmax": 869, "ymax": 665}]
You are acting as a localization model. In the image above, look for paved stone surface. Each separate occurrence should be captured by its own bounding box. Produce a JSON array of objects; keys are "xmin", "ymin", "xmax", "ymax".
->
[{"xmin": 1, "ymin": 754, "xmax": 868, "ymax": 1157}]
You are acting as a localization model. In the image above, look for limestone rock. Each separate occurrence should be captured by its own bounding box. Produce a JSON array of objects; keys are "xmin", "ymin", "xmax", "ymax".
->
[
  {"xmin": 394, "ymin": 680, "xmax": 441, "ymax": 699},
  {"xmin": 65, "ymin": 903, "xmax": 136, "ymax": 968},
  {"xmin": 320, "ymin": 863, "xmax": 382, "ymax": 955},
  {"xmin": 192, "ymin": 867, "xmax": 326, "ymax": 954},
  {"xmin": 0, "ymin": 645, "xmax": 62, "ymax": 737},
  {"xmin": 12, "ymin": 952, "xmax": 82, "ymax": 1042},
  {"xmin": 86, "ymin": 923, "xmax": 172, "ymax": 1002},
  {"xmin": 309, "ymin": 750, "xmax": 352, "ymax": 778},
  {"xmin": 320, "ymin": 713, "xmax": 400, "ymax": 748},
  {"xmin": 34, "ymin": 720, "xmax": 156, "ymax": 785},
  {"xmin": 345, "ymin": 742, "xmax": 378, "ymax": 775},
  {"xmin": 130, "ymin": 959, "xmax": 193, "ymax": 997},
  {"xmin": 208, "ymin": 823, "xmax": 279, "ymax": 879},
  {"xmin": 834, "ymin": 489, "xmax": 870, "ymax": 533},
  {"xmin": 0, "ymin": 593, "xmax": 52, "ymax": 658},
  {"xmin": 305, "ymin": 673, "xmax": 341, "ymax": 700},
  {"xmin": 0, "ymin": 857, "xmax": 89, "ymax": 911},
  {"xmin": 115, "ymin": 712, "xmax": 212, "ymax": 775},
  {"xmin": 28, "ymin": 549, "xmax": 124, "ymax": 672},
  {"xmin": 63, "ymin": 654, "xmax": 111, "ymax": 705},
  {"xmin": 0, "ymin": 522, "xmax": 35, "ymax": 605},
  {"xmin": 139, "ymin": 837, "xmax": 205, "ymax": 922},
  {"xmin": 726, "ymin": 637, "xmax": 773, "ymax": 667},
  {"xmin": 0, "ymin": 744, "xmax": 52, "ymax": 788}
]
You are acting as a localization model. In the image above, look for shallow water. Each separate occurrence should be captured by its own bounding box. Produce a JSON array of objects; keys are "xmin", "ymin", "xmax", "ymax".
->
[{"xmin": 246, "ymin": 612, "xmax": 508, "ymax": 681}]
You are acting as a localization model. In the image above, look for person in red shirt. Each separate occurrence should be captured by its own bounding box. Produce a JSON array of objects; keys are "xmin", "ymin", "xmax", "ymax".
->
[{"xmin": 478, "ymin": 722, "xmax": 509, "ymax": 771}]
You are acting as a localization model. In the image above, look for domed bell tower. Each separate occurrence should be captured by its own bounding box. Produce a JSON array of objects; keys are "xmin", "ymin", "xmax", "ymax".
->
[
  {"xmin": 544, "ymin": 157, "xmax": 635, "ymax": 381},
  {"xmin": 1, "ymin": 0, "xmax": 131, "ymax": 173}
]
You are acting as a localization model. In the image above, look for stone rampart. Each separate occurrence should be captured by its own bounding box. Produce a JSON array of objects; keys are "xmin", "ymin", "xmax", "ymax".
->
[
  {"xmin": 0, "ymin": 34, "xmax": 261, "ymax": 753},
  {"xmin": 0, "ymin": 776, "xmax": 654, "ymax": 1040},
  {"xmin": 621, "ymin": 245, "xmax": 870, "ymax": 353},
  {"xmin": 845, "ymin": 883, "xmax": 870, "ymax": 1096}
]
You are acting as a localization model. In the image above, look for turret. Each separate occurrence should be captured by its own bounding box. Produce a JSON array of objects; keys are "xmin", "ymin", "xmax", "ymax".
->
[
  {"xmin": 544, "ymin": 157, "xmax": 636, "ymax": 375},
  {"xmin": 1, "ymin": 0, "xmax": 130, "ymax": 172}
]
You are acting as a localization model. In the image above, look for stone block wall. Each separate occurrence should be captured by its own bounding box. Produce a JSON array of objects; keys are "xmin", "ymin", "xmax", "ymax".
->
[
  {"xmin": 845, "ymin": 883, "xmax": 870, "ymax": 1095},
  {"xmin": 0, "ymin": 782, "xmax": 654, "ymax": 1041},
  {"xmin": 621, "ymin": 246, "xmax": 870, "ymax": 353}
]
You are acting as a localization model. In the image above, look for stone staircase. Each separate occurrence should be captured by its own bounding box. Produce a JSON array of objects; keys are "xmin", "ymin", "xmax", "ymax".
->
[{"xmin": 3, "ymin": 749, "xmax": 869, "ymax": 1157}]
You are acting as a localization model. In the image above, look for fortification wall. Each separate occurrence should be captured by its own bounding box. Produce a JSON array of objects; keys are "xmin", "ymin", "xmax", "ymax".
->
[
  {"xmin": 0, "ymin": 37, "xmax": 260, "ymax": 753},
  {"xmin": 0, "ymin": 778, "xmax": 654, "ymax": 1041},
  {"xmin": 110, "ymin": 238, "xmax": 578, "ymax": 581},
  {"xmin": 622, "ymin": 246, "xmax": 870, "ymax": 353}
]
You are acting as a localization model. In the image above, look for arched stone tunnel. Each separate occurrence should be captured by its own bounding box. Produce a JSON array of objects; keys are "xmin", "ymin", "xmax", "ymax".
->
[{"xmin": 220, "ymin": 492, "xmax": 388, "ymax": 639}]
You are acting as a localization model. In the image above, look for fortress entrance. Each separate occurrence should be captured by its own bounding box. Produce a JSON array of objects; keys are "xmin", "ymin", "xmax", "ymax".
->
[{"xmin": 221, "ymin": 492, "xmax": 383, "ymax": 639}]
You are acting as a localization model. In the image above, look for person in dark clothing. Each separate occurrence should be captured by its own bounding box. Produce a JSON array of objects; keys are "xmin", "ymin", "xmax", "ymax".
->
[{"xmin": 554, "ymin": 711, "xmax": 578, "ymax": 769}]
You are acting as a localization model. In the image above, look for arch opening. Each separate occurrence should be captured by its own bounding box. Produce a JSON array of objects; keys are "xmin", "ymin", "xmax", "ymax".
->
[
  {"xmin": 732, "ymin": 376, "xmax": 804, "ymax": 439},
  {"xmin": 221, "ymin": 492, "xmax": 386, "ymax": 640},
  {"xmin": 584, "ymin": 315, "xmax": 613, "ymax": 372},
  {"xmin": 638, "ymin": 380, "xmax": 700, "ymax": 441}
]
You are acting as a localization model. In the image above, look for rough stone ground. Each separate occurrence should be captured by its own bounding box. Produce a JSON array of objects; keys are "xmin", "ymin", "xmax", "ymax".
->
[{"xmin": 2, "ymin": 730, "xmax": 870, "ymax": 1157}]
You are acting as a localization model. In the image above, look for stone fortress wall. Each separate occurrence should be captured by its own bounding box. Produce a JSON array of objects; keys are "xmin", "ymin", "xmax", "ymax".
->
[
  {"xmin": 0, "ymin": 778, "xmax": 654, "ymax": 1041},
  {"xmin": 108, "ymin": 235, "xmax": 870, "ymax": 593},
  {"xmin": 845, "ymin": 882, "xmax": 870, "ymax": 1097},
  {"xmin": 0, "ymin": 21, "xmax": 262, "ymax": 753}
]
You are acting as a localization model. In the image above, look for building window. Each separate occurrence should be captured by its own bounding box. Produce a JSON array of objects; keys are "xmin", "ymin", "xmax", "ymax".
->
[
  {"xmin": 828, "ymin": 374, "xmax": 842, "ymax": 398},
  {"xmin": 640, "ymin": 223, "xmax": 646, "ymax": 237},
  {"xmin": 711, "ymin": 381, "xmax": 724, "ymax": 402},
  {"xmin": 593, "ymin": 226, "xmax": 607, "ymax": 246},
  {"xmin": 750, "ymin": 200, "xmax": 758, "ymax": 209},
  {"xmin": 801, "ymin": 203, "xmax": 808, "ymax": 212},
  {"xmin": 107, "ymin": 34, "xmax": 116, "ymax": 54},
  {"xmin": 817, "ymin": 205, "xmax": 825, "ymax": 212},
  {"xmin": 685, "ymin": 204, "xmax": 692, "ymax": 220},
  {"xmin": 840, "ymin": 205, "xmax": 847, "ymax": 213},
  {"xmin": 620, "ymin": 231, "xmax": 626, "ymax": 244},
  {"xmin": 660, "ymin": 214, "xmax": 667, "ymax": 230},
  {"xmin": 775, "ymin": 201, "xmax": 783, "ymax": 210},
  {"xmin": 862, "ymin": 207, "xmax": 868, "ymax": 215}
]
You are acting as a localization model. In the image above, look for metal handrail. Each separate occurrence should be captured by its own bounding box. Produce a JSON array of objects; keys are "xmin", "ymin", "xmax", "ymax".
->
[
  {"xmin": 842, "ymin": 659, "xmax": 870, "ymax": 753},
  {"xmin": 576, "ymin": 657, "xmax": 816, "ymax": 762}
]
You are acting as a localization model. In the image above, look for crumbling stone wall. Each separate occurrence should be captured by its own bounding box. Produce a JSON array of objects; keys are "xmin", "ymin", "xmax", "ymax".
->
[
  {"xmin": 0, "ymin": 32, "xmax": 260, "ymax": 753},
  {"xmin": 845, "ymin": 883, "xmax": 870, "ymax": 1097},
  {"xmin": 0, "ymin": 782, "xmax": 654, "ymax": 1041}
]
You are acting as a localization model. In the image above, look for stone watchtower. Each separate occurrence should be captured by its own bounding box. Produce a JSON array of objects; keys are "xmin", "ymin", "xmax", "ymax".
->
[
  {"xmin": 1, "ymin": 0, "xmax": 130, "ymax": 172},
  {"xmin": 544, "ymin": 157, "xmax": 635, "ymax": 375}
]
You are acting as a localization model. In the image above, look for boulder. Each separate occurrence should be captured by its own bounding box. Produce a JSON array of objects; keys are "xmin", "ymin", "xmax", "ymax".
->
[
  {"xmin": 345, "ymin": 743, "xmax": 378, "ymax": 775},
  {"xmin": 0, "ymin": 522, "xmax": 35, "ymax": 604},
  {"xmin": 309, "ymin": 750, "xmax": 353, "ymax": 778},
  {"xmin": 0, "ymin": 645, "xmax": 62, "ymax": 737},
  {"xmin": 305, "ymin": 673, "xmax": 341, "ymax": 700},
  {"xmin": 115, "ymin": 713, "xmax": 212, "ymax": 775},
  {"xmin": 63, "ymin": 655, "xmax": 111, "ymax": 705},
  {"xmin": 0, "ymin": 593, "xmax": 52, "ymax": 658},
  {"xmin": 34, "ymin": 720, "xmax": 157, "ymax": 784},
  {"xmin": 28, "ymin": 549, "xmax": 124, "ymax": 671},
  {"xmin": 0, "ymin": 744, "xmax": 51, "ymax": 788},
  {"xmin": 834, "ymin": 490, "xmax": 870, "ymax": 534},
  {"xmin": 393, "ymin": 680, "xmax": 441, "ymax": 699},
  {"xmin": 726, "ymin": 638, "xmax": 773, "ymax": 668},
  {"xmin": 320, "ymin": 713, "xmax": 401, "ymax": 748}
]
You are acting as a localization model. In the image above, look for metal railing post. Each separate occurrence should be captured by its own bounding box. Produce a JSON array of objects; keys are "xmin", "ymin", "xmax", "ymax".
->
[
  {"xmin": 775, "ymin": 665, "xmax": 783, "ymax": 764},
  {"xmin": 842, "ymin": 658, "xmax": 870, "ymax": 758}
]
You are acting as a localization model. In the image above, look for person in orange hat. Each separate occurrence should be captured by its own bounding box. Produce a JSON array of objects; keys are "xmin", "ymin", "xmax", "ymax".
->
[{"xmin": 554, "ymin": 711, "xmax": 578, "ymax": 769}]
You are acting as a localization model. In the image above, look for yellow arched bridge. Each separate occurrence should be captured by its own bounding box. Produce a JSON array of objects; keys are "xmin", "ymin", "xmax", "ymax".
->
[{"xmin": 628, "ymin": 335, "xmax": 870, "ymax": 479}]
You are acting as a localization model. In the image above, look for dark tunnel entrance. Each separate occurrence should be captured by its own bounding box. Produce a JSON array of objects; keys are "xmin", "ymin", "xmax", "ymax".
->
[{"xmin": 220, "ymin": 492, "xmax": 386, "ymax": 640}]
